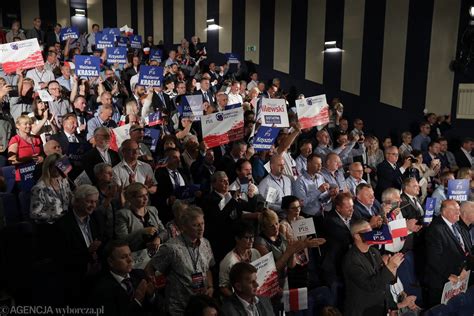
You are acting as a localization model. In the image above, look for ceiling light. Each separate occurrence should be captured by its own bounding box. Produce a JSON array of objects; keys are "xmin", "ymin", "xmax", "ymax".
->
[
  {"xmin": 75, "ymin": 9, "xmax": 86, "ymax": 17},
  {"xmin": 470, "ymin": 6, "xmax": 474, "ymax": 18},
  {"xmin": 324, "ymin": 41, "xmax": 343, "ymax": 53}
]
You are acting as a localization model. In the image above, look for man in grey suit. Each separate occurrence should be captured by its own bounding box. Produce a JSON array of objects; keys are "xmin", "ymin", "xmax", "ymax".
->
[{"xmin": 221, "ymin": 262, "xmax": 273, "ymax": 316}]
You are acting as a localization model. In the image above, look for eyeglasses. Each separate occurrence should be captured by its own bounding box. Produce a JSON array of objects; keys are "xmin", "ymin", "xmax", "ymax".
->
[
  {"xmin": 240, "ymin": 235, "xmax": 254, "ymax": 240},
  {"xmin": 289, "ymin": 206, "xmax": 301, "ymax": 210}
]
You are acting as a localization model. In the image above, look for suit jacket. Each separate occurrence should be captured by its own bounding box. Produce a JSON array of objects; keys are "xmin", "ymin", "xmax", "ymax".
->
[
  {"xmin": 375, "ymin": 160, "xmax": 405, "ymax": 199},
  {"xmin": 353, "ymin": 199, "xmax": 383, "ymax": 222},
  {"xmin": 400, "ymin": 193, "xmax": 424, "ymax": 221},
  {"xmin": 216, "ymin": 154, "xmax": 238, "ymax": 184},
  {"xmin": 321, "ymin": 210, "xmax": 353, "ymax": 284},
  {"xmin": 343, "ymin": 245, "xmax": 395, "ymax": 316},
  {"xmin": 82, "ymin": 148, "xmax": 120, "ymax": 184},
  {"xmin": 51, "ymin": 132, "xmax": 89, "ymax": 179},
  {"xmin": 90, "ymin": 269, "xmax": 150, "ymax": 316},
  {"xmin": 151, "ymin": 91, "xmax": 174, "ymax": 113},
  {"xmin": 194, "ymin": 89, "xmax": 216, "ymax": 106},
  {"xmin": 199, "ymin": 191, "xmax": 257, "ymax": 262},
  {"xmin": 454, "ymin": 149, "xmax": 473, "ymax": 168},
  {"xmin": 190, "ymin": 156, "xmax": 215, "ymax": 193},
  {"xmin": 26, "ymin": 27, "xmax": 45, "ymax": 44},
  {"xmin": 221, "ymin": 294, "xmax": 274, "ymax": 316},
  {"xmin": 424, "ymin": 216, "xmax": 471, "ymax": 292}
]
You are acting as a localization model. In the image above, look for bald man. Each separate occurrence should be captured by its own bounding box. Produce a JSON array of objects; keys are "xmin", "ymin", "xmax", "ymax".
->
[
  {"xmin": 424, "ymin": 200, "xmax": 472, "ymax": 308},
  {"xmin": 459, "ymin": 201, "xmax": 474, "ymax": 251},
  {"xmin": 43, "ymin": 140, "xmax": 62, "ymax": 156}
]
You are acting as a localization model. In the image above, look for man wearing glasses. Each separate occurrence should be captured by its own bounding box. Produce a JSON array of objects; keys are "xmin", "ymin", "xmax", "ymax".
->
[{"xmin": 375, "ymin": 146, "xmax": 412, "ymax": 200}]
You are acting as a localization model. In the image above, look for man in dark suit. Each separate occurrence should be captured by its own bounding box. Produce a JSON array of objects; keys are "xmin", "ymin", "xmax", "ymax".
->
[
  {"xmin": 459, "ymin": 201, "xmax": 474, "ymax": 253},
  {"xmin": 199, "ymin": 171, "xmax": 258, "ymax": 263},
  {"xmin": 321, "ymin": 192, "xmax": 354, "ymax": 305},
  {"xmin": 153, "ymin": 147, "xmax": 190, "ymax": 223},
  {"xmin": 424, "ymin": 199, "xmax": 472, "ymax": 308},
  {"xmin": 25, "ymin": 17, "xmax": 45, "ymax": 45},
  {"xmin": 45, "ymin": 23, "xmax": 61, "ymax": 48},
  {"xmin": 190, "ymin": 148, "xmax": 216, "ymax": 194},
  {"xmin": 216, "ymin": 141, "xmax": 248, "ymax": 184},
  {"xmin": 454, "ymin": 137, "xmax": 473, "ymax": 169},
  {"xmin": 151, "ymin": 86, "xmax": 174, "ymax": 113},
  {"xmin": 55, "ymin": 185, "xmax": 105, "ymax": 305},
  {"xmin": 400, "ymin": 177, "xmax": 424, "ymax": 221},
  {"xmin": 221, "ymin": 262, "xmax": 274, "ymax": 316},
  {"xmin": 82, "ymin": 127, "xmax": 120, "ymax": 184},
  {"xmin": 51, "ymin": 113, "xmax": 89, "ymax": 180},
  {"xmin": 353, "ymin": 183, "xmax": 384, "ymax": 228},
  {"xmin": 90, "ymin": 241, "xmax": 155, "ymax": 316},
  {"xmin": 194, "ymin": 77, "xmax": 216, "ymax": 106},
  {"xmin": 342, "ymin": 219, "xmax": 403, "ymax": 316},
  {"xmin": 375, "ymin": 146, "xmax": 411, "ymax": 199}
]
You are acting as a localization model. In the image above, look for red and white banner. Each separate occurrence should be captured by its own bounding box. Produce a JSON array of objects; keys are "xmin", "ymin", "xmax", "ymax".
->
[
  {"xmin": 388, "ymin": 218, "xmax": 408, "ymax": 239},
  {"xmin": 441, "ymin": 271, "xmax": 470, "ymax": 304},
  {"xmin": 109, "ymin": 124, "xmax": 131, "ymax": 151},
  {"xmin": 251, "ymin": 252, "xmax": 281, "ymax": 298},
  {"xmin": 0, "ymin": 39, "xmax": 44, "ymax": 74},
  {"xmin": 201, "ymin": 107, "xmax": 244, "ymax": 149},
  {"xmin": 283, "ymin": 288, "xmax": 308, "ymax": 312},
  {"xmin": 295, "ymin": 94, "xmax": 329, "ymax": 129}
]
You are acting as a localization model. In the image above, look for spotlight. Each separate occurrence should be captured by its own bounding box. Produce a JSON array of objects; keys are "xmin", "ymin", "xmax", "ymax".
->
[
  {"xmin": 205, "ymin": 18, "xmax": 221, "ymax": 31},
  {"xmin": 75, "ymin": 9, "xmax": 86, "ymax": 17},
  {"xmin": 324, "ymin": 41, "xmax": 342, "ymax": 53},
  {"xmin": 470, "ymin": 6, "xmax": 474, "ymax": 18}
]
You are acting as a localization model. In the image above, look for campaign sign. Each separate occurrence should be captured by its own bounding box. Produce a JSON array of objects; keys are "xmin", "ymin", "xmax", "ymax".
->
[
  {"xmin": 441, "ymin": 271, "xmax": 470, "ymax": 304},
  {"xmin": 55, "ymin": 156, "xmax": 72, "ymax": 175},
  {"xmin": 67, "ymin": 142, "xmax": 89, "ymax": 162},
  {"xmin": 295, "ymin": 94, "xmax": 330, "ymax": 129},
  {"xmin": 145, "ymin": 112, "xmax": 162, "ymax": 126},
  {"xmin": 447, "ymin": 179, "xmax": 470, "ymax": 202},
  {"xmin": 116, "ymin": 36, "xmax": 129, "ymax": 47},
  {"xmin": 75, "ymin": 55, "xmax": 100, "ymax": 78},
  {"xmin": 37, "ymin": 89, "xmax": 53, "ymax": 102},
  {"xmin": 103, "ymin": 28, "xmax": 120, "ymax": 37},
  {"xmin": 260, "ymin": 98, "xmax": 289, "ymax": 128},
  {"xmin": 0, "ymin": 39, "xmax": 44, "ymax": 73},
  {"xmin": 106, "ymin": 47, "xmax": 128, "ymax": 64},
  {"xmin": 150, "ymin": 49, "xmax": 162, "ymax": 63},
  {"xmin": 138, "ymin": 66, "xmax": 163, "ymax": 87},
  {"xmin": 251, "ymin": 253, "xmax": 281, "ymax": 298},
  {"xmin": 143, "ymin": 128, "xmax": 160, "ymax": 152},
  {"xmin": 253, "ymin": 126, "xmax": 279, "ymax": 152},
  {"xmin": 424, "ymin": 197, "xmax": 436, "ymax": 225},
  {"xmin": 175, "ymin": 184, "xmax": 201, "ymax": 200},
  {"xmin": 201, "ymin": 107, "xmax": 244, "ymax": 149},
  {"xmin": 129, "ymin": 35, "xmax": 142, "ymax": 49},
  {"xmin": 179, "ymin": 95, "xmax": 203, "ymax": 120},
  {"xmin": 292, "ymin": 218, "xmax": 316, "ymax": 238},
  {"xmin": 362, "ymin": 225, "xmax": 393, "ymax": 245},
  {"xmin": 225, "ymin": 103, "xmax": 242, "ymax": 110},
  {"xmin": 225, "ymin": 53, "xmax": 239, "ymax": 64},
  {"xmin": 59, "ymin": 27, "xmax": 79, "ymax": 41},
  {"xmin": 95, "ymin": 33, "xmax": 115, "ymax": 49},
  {"xmin": 0, "ymin": 165, "xmax": 15, "ymax": 193},
  {"xmin": 19, "ymin": 162, "xmax": 36, "ymax": 191}
]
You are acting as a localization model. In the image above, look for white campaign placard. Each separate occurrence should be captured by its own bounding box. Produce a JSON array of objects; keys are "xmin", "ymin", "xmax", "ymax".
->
[
  {"xmin": 113, "ymin": 124, "xmax": 131, "ymax": 148},
  {"xmin": 201, "ymin": 107, "xmax": 244, "ymax": 149},
  {"xmin": 265, "ymin": 187, "xmax": 278, "ymax": 204},
  {"xmin": 291, "ymin": 218, "xmax": 316, "ymax": 237},
  {"xmin": 251, "ymin": 252, "xmax": 281, "ymax": 297},
  {"xmin": 37, "ymin": 89, "xmax": 53, "ymax": 102},
  {"xmin": 441, "ymin": 271, "xmax": 470, "ymax": 304},
  {"xmin": 295, "ymin": 94, "xmax": 329, "ymax": 129},
  {"xmin": 260, "ymin": 98, "xmax": 289, "ymax": 128},
  {"xmin": 0, "ymin": 39, "xmax": 44, "ymax": 73}
]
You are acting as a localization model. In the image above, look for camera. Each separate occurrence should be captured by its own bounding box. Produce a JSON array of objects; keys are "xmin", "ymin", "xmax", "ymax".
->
[
  {"xmin": 8, "ymin": 85, "xmax": 19, "ymax": 97},
  {"xmin": 408, "ymin": 156, "xmax": 418, "ymax": 163}
]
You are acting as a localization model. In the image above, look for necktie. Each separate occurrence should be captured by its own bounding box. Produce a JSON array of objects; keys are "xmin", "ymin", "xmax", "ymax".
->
[
  {"xmin": 172, "ymin": 171, "xmax": 180, "ymax": 189},
  {"xmin": 159, "ymin": 92, "xmax": 165, "ymax": 105},
  {"xmin": 68, "ymin": 135, "xmax": 77, "ymax": 143},
  {"xmin": 470, "ymin": 228, "xmax": 474, "ymax": 246},
  {"xmin": 122, "ymin": 278, "xmax": 134, "ymax": 299},
  {"xmin": 453, "ymin": 223, "xmax": 466, "ymax": 252},
  {"xmin": 204, "ymin": 91, "xmax": 209, "ymax": 102}
]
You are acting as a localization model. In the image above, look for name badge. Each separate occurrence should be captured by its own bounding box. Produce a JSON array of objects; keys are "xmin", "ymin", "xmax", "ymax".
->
[{"xmin": 191, "ymin": 272, "xmax": 205, "ymax": 293}]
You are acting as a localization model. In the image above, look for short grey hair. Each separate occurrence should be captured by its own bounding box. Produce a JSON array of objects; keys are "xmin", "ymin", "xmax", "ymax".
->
[
  {"xmin": 93, "ymin": 162, "xmax": 112, "ymax": 176},
  {"xmin": 211, "ymin": 171, "xmax": 228, "ymax": 184},
  {"xmin": 74, "ymin": 184, "xmax": 99, "ymax": 203},
  {"xmin": 180, "ymin": 206, "xmax": 204, "ymax": 227},
  {"xmin": 93, "ymin": 126, "xmax": 110, "ymax": 137},
  {"xmin": 460, "ymin": 201, "xmax": 474, "ymax": 216},
  {"xmin": 381, "ymin": 188, "xmax": 401, "ymax": 203}
]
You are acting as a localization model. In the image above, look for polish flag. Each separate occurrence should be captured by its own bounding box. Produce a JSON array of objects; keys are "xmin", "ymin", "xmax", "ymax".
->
[
  {"xmin": 389, "ymin": 218, "xmax": 408, "ymax": 239},
  {"xmin": 283, "ymin": 288, "xmax": 308, "ymax": 312}
]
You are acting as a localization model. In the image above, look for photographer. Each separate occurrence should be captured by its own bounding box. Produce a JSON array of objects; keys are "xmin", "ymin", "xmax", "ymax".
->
[
  {"xmin": 115, "ymin": 182, "xmax": 168, "ymax": 269},
  {"xmin": 405, "ymin": 150, "xmax": 439, "ymax": 201}
]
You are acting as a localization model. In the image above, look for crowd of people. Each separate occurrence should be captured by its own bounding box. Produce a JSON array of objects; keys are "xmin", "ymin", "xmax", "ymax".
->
[{"xmin": 0, "ymin": 17, "xmax": 474, "ymax": 316}]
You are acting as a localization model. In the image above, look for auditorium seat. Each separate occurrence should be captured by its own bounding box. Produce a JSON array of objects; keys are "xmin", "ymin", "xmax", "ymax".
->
[{"xmin": 0, "ymin": 192, "xmax": 20, "ymax": 225}]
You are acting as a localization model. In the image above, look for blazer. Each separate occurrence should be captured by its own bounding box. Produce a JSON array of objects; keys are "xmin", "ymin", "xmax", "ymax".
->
[
  {"xmin": 400, "ymin": 193, "xmax": 424, "ymax": 220},
  {"xmin": 375, "ymin": 160, "xmax": 405, "ymax": 199},
  {"xmin": 82, "ymin": 148, "xmax": 120, "ymax": 184},
  {"xmin": 353, "ymin": 199, "xmax": 383, "ymax": 222},
  {"xmin": 424, "ymin": 216, "xmax": 471, "ymax": 292},
  {"xmin": 51, "ymin": 132, "xmax": 89, "ymax": 179},
  {"xmin": 90, "ymin": 269, "xmax": 150, "ymax": 316},
  {"xmin": 321, "ymin": 210, "xmax": 353, "ymax": 284},
  {"xmin": 194, "ymin": 89, "xmax": 216, "ymax": 105},
  {"xmin": 454, "ymin": 149, "xmax": 473, "ymax": 168},
  {"xmin": 151, "ymin": 91, "xmax": 174, "ymax": 113},
  {"xmin": 343, "ymin": 245, "xmax": 395, "ymax": 316},
  {"xmin": 221, "ymin": 294, "xmax": 274, "ymax": 316}
]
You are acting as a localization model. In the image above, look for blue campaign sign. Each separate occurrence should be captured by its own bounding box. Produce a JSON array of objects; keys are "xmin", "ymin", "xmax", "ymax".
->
[
  {"xmin": 150, "ymin": 49, "xmax": 162, "ymax": 63},
  {"xmin": 19, "ymin": 162, "xmax": 36, "ymax": 192},
  {"xmin": 60, "ymin": 27, "xmax": 79, "ymax": 41},
  {"xmin": 424, "ymin": 197, "xmax": 436, "ymax": 225},
  {"xmin": 116, "ymin": 36, "xmax": 128, "ymax": 47},
  {"xmin": 146, "ymin": 112, "xmax": 162, "ymax": 126},
  {"xmin": 178, "ymin": 95, "xmax": 203, "ymax": 120},
  {"xmin": 362, "ymin": 224, "xmax": 393, "ymax": 245},
  {"xmin": 225, "ymin": 103, "xmax": 242, "ymax": 110},
  {"xmin": 1, "ymin": 165, "xmax": 15, "ymax": 193},
  {"xmin": 447, "ymin": 179, "xmax": 470, "ymax": 201},
  {"xmin": 95, "ymin": 33, "xmax": 115, "ymax": 49},
  {"xmin": 75, "ymin": 55, "xmax": 101, "ymax": 78},
  {"xmin": 67, "ymin": 142, "xmax": 89, "ymax": 161},
  {"xmin": 143, "ymin": 128, "xmax": 160, "ymax": 152},
  {"xmin": 106, "ymin": 47, "xmax": 128, "ymax": 64},
  {"xmin": 129, "ymin": 35, "xmax": 142, "ymax": 48},
  {"xmin": 253, "ymin": 126, "xmax": 280, "ymax": 152},
  {"xmin": 103, "ymin": 27, "xmax": 120, "ymax": 37},
  {"xmin": 225, "ymin": 53, "xmax": 239, "ymax": 64},
  {"xmin": 138, "ymin": 66, "xmax": 163, "ymax": 87}
]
